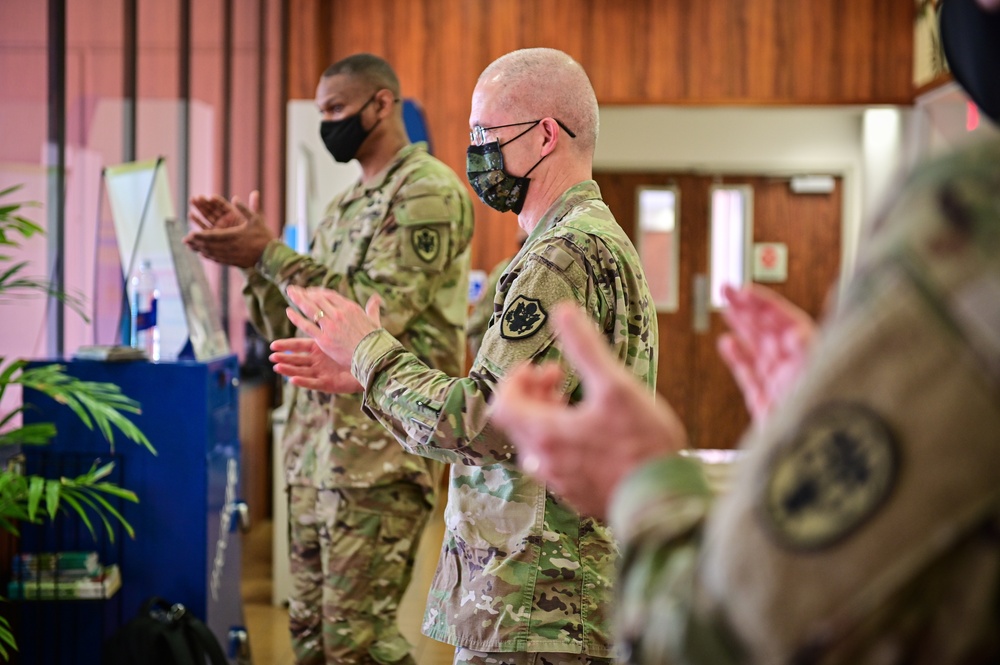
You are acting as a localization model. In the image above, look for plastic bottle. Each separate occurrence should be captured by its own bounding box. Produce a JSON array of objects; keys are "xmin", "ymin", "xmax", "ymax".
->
[{"xmin": 129, "ymin": 259, "xmax": 160, "ymax": 360}]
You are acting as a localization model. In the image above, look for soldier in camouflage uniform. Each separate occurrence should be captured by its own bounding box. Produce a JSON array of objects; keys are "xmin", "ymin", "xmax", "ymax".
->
[
  {"xmin": 271, "ymin": 49, "xmax": 658, "ymax": 665},
  {"xmin": 185, "ymin": 54, "xmax": 473, "ymax": 665},
  {"xmin": 490, "ymin": 2, "xmax": 1000, "ymax": 662}
]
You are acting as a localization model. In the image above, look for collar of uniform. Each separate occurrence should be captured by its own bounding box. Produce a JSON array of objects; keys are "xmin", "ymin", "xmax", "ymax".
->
[
  {"xmin": 339, "ymin": 142, "xmax": 428, "ymax": 207},
  {"xmin": 528, "ymin": 179, "xmax": 603, "ymax": 240}
]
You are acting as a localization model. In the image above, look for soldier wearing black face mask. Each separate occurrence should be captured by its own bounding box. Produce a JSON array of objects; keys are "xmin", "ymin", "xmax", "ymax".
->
[
  {"xmin": 320, "ymin": 92, "xmax": 382, "ymax": 163},
  {"xmin": 486, "ymin": 1, "xmax": 1000, "ymax": 664},
  {"xmin": 185, "ymin": 53, "xmax": 474, "ymax": 665}
]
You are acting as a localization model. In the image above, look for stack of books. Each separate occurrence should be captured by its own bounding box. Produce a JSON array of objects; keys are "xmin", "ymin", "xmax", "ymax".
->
[{"xmin": 7, "ymin": 551, "xmax": 122, "ymax": 600}]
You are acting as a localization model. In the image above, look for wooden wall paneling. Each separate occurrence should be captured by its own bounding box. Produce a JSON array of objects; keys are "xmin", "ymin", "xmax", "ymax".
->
[
  {"xmin": 329, "ymin": 0, "xmax": 385, "ymax": 62},
  {"xmin": 287, "ymin": 0, "xmax": 326, "ymax": 101},
  {"xmin": 744, "ymin": 0, "xmax": 777, "ymax": 100},
  {"xmin": 383, "ymin": 0, "xmax": 427, "ymax": 101},
  {"xmin": 582, "ymin": 0, "xmax": 639, "ymax": 101},
  {"xmin": 290, "ymin": 0, "xmax": 917, "ymax": 106},
  {"xmin": 288, "ymin": 0, "xmax": 914, "ymax": 271},
  {"xmin": 521, "ymin": 0, "xmax": 588, "ymax": 58},
  {"xmin": 837, "ymin": 0, "xmax": 875, "ymax": 102},
  {"xmin": 687, "ymin": 0, "xmax": 729, "ymax": 100},
  {"xmin": 875, "ymin": 0, "xmax": 916, "ymax": 102},
  {"xmin": 645, "ymin": 0, "xmax": 687, "ymax": 100}
]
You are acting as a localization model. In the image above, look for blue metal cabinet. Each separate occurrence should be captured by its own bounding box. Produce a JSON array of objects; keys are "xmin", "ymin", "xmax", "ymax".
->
[{"xmin": 18, "ymin": 355, "xmax": 246, "ymax": 664}]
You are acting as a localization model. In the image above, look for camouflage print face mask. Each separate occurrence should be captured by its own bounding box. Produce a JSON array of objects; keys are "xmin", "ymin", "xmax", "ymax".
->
[
  {"xmin": 466, "ymin": 118, "xmax": 577, "ymax": 215},
  {"xmin": 466, "ymin": 139, "xmax": 541, "ymax": 215}
]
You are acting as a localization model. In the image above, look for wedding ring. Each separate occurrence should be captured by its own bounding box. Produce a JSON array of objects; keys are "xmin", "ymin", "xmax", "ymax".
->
[{"xmin": 312, "ymin": 309, "xmax": 326, "ymax": 325}]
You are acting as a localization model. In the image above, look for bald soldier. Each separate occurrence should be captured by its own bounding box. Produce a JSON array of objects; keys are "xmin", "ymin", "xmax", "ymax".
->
[
  {"xmin": 184, "ymin": 53, "xmax": 473, "ymax": 665},
  {"xmin": 270, "ymin": 48, "xmax": 658, "ymax": 665},
  {"xmin": 490, "ymin": 1, "xmax": 1000, "ymax": 662}
]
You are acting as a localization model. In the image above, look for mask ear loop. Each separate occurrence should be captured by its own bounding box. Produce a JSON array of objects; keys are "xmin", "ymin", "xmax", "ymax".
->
[
  {"xmin": 520, "ymin": 154, "xmax": 546, "ymax": 179},
  {"xmin": 498, "ymin": 120, "xmax": 548, "ymax": 179},
  {"xmin": 498, "ymin": 120, "xmax": 542, "ymax": 147},
  {"xmin": 360, "ymin": 92, "xmax": 383, "ymax": 135}
]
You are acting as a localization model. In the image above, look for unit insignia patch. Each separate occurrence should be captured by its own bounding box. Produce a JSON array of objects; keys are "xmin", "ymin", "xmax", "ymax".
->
[
  {"xmin": 412, "ymin": 227, "xmax": 441, "ymax": 263},
  {"xmin": 500, "ymin": 295, "xmax": 547, "ymax": 340},
  {"xmin": 762, "ymin": 402, "xmax": 898, "ymax": 550}
]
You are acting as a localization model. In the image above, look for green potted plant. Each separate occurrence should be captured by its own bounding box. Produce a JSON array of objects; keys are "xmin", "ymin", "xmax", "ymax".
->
[{"xmin": 0, "ymin": 184, "xmax": 154, "ymax": 659}]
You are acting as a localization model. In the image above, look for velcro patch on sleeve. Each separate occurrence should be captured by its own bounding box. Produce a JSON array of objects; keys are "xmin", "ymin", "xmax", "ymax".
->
[
  {"xmin": 761, "ymin": 401, "xmax": 899, "ymax": 551},
  {"xmin": 477, "ymin": 254, "xmax": 579, "ymax": 374},
  {"xmin": 410, "ymin": 226, "xmax": 442, "ymax": 263},
  {"xmin": 395, "ymin": 195, "xmax": 458, "ymax": 271},
  {"xmin": 499, "ymin": 295, "xmax": 548, "ymax": 340}
]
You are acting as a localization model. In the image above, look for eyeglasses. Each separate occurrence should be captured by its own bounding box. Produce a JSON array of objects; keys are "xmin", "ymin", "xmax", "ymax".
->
[{"xmin": 469, "ymin": 118, "xmax": 577, "ymax": 146}]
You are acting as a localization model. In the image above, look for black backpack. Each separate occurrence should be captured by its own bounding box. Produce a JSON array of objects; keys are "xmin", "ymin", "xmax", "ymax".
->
[{"xmin": 105, "ymin": 596, "xmax": 229, "ymax": 665}]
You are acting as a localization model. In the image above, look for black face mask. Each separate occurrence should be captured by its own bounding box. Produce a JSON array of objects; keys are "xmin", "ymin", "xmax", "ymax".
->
[
  {"xmin": 320, "ymin": 94, "xmax": 378, "ymax": 163},
  {"xmin": 940, "ymin": 0, "xmax": 1000, "ymax": 124}
]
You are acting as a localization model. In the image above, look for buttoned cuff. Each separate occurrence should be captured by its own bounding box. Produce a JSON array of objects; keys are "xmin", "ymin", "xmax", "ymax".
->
[
  {"xmin": 257, "ymin": 239, "xmax": 298, "ymax": 281},
  {"xmin": 609, "ymin": 455, "xmax": 712, "ymax": 544},
  {"xmin": 351, "ymin": 328, "xmax": 404, "ymax": 391}
]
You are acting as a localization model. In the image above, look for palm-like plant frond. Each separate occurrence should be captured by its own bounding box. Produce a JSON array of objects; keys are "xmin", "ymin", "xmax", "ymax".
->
[
  {"xmin": 1, "ymin": 359, "xmax": 154, "ymax": 454},
  {"xmin": 0, "ymin": 187, "xmax": 88, "ymax": 320},
  {"xmin": 0, "ymin": 460, "xmax": 138, "ymax": 541},
  {"xmin": 0, "ymin": 185, "xmax": 156, "ymax": 659}
]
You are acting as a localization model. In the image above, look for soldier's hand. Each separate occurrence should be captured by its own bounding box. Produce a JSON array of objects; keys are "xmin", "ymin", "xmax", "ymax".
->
[
  {"xmin": 184, "ymin": 190, "xmax": 274, "ymax": 268},
  {"xmin": 189, "ymin": 193, "xmax": 246, "ymax": 230},
  {"xmin": 491, "ymin": 303, "xmax": 688, "ymax": 519},
  {"xmin": 269, "ymin": 337, "xmax": 362, "ymax": 394},
  {"xmin": 285, "ymin": 286, "xmax": 382, "ymax": 368},
  {"xmin": 717, "ymin": 283, "xmax": 816, "ymax": 424}
]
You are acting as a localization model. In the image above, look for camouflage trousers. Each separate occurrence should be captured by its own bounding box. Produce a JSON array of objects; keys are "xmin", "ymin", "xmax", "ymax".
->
[
  {"xmin": 453, "ymin": 648, "xmax": 613, "ymax": 665},
  {"xmin": 288, "ymin": 483, "xmax": 435, "ymax": 665}
]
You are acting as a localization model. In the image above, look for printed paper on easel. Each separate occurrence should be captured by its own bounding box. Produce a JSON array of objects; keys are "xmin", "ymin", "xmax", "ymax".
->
[{"xmin": 104, "ymin": 158, "xmax": 187, "ymax": 359}]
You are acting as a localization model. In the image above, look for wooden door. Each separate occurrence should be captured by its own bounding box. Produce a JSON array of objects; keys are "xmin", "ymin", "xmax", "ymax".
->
[{"xmin": 595, "ymin": 171, "xmax": 842, "ymax": 450}]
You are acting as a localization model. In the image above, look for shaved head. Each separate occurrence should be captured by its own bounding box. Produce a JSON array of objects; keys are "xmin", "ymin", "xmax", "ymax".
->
[{"xmin": 476, "ymin": 48, "xmax": 599, "ymax": 155}]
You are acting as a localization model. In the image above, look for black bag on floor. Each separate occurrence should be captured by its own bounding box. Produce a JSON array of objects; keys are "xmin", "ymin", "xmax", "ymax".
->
[{"xmin": 105, "ymin": 596, "xmax": 228, "ymax": 665}]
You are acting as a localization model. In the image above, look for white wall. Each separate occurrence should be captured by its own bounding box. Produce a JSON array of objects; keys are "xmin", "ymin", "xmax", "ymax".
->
[{"xmin": 285, "ymin": 101, "xmax": 362, "ymax": 252}]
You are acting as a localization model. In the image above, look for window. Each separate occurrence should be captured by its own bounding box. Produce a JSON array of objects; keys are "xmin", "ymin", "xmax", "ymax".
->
[
  {"xmin": 636, "ymin": 186, "xmax": 680, "ymax": 312},
  {"xmin": 709, "ymin": 185, "xmax": 753, "ymax": 308}
]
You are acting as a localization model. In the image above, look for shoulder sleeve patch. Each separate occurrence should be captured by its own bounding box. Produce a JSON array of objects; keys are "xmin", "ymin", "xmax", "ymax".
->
[
  {"xmin": 477, "ymin": 253, "xmax": 579, "ymax": 374},
  {"xmin": 761, "ymin": 401, "xmax": 899, "ymax": 551},
  {"xmin": 499, "ymin": 295, "xmax": 547, "ymax": 340}
]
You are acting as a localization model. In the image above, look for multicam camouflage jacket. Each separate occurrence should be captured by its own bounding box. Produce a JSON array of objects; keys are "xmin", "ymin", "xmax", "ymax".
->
[
  {"xmin": 351, "ymin": 180, "xmax": 659, "ymax": 656},
  {"xmin": 611, "ymin": 138, "xmax": 1000, "ymax": 664},
  {"xmin": 244, "ymin": 142, "xmax": 473, "ymax": 492}
]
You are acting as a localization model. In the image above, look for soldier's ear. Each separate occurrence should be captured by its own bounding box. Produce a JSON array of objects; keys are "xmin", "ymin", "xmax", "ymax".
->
[{"xmin": 374, "ymin": 89, "xmax": 397, "ymax": 118}]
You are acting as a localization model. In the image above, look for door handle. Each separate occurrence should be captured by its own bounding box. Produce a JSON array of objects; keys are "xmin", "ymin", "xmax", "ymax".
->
[{"xmin": 693, "ymin": 274, "xmax": 709, "ymax": 333}]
